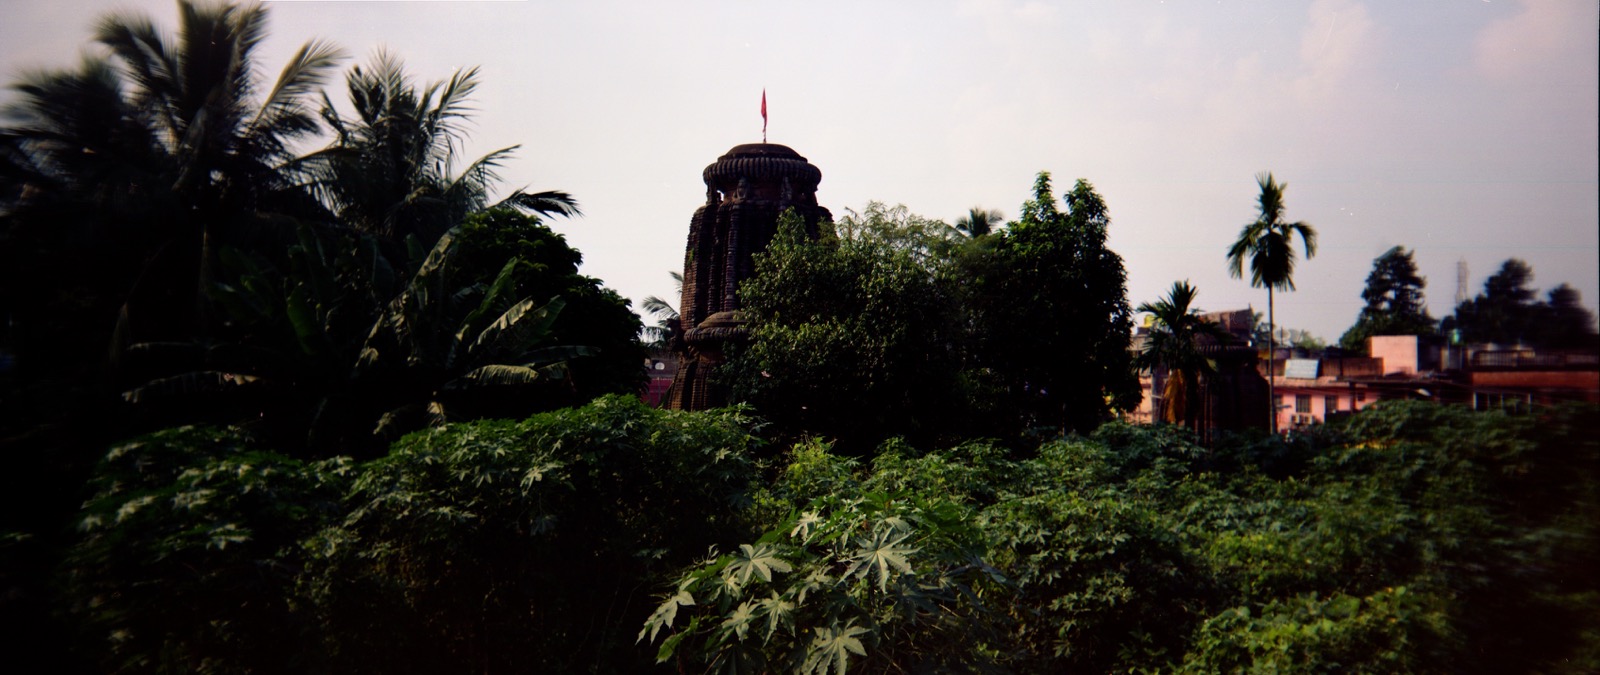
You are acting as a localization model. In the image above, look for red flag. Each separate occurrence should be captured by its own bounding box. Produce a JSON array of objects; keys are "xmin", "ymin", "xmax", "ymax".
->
[{"xmin": 761, "ymin": 89, "xmax": 767, "ymax": 142}]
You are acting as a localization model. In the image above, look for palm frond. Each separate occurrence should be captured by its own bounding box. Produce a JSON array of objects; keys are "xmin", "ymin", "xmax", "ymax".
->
[
  {"xmin": 444, "ymin": 362, "xmax": 564, "ymax": 390},
  {"xmin": 424, "ymin": 64, "xmax": 481, "ymax": 159},
  {"xmin": 465, "ymin": 295, "xmax": 566, "ymax": 365},
  {"xmin": 443, "ymin": 146, "xmax": 515, "ymax": 216},
  {"xmin": 94, "ymin": 12, "xmax": 180, "ymax": 143},
  {"xmin": 122, "ymin": 370, "xmax": 264, "ymax": 405},
  {"xmin": 251, "ymin": 39, "xmax": 345, "ymax": 138},
  {"xmin": 641, "ymin": 295, "xmax": 678, "ymax": 319},
  {"xmin": 495, "ymin": 188, "xmax": 582, "ymax": 219}
]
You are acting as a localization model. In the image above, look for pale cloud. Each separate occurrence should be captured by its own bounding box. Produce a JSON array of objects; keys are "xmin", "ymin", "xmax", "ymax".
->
[
  {"xmin": 1294, "ymin": 0, "xmax": 1378, "ymax": 103},
  {"xmin": 1475, "ymin": 0, "xmax": 1593, "ymax": 80},
  {"xmin": 1015, "ymin": 1, "xmax": 1056, "ymax": 21}
]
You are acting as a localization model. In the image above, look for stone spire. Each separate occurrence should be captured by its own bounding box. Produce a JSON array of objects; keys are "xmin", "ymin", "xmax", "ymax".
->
[{"xmin": 666, "ymin": 143, "xmax": 831, "ymax": 410}]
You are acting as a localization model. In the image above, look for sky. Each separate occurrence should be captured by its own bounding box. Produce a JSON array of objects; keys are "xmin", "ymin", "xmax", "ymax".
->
[{"xmin": 2, "ymin": 0, "xmax": 1596, "ymax": 343}]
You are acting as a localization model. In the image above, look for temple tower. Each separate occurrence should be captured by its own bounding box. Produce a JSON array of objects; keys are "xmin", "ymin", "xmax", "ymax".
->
[{"xmin": 666, "ymin": 143, "xmax": 830, "ymax": 410}]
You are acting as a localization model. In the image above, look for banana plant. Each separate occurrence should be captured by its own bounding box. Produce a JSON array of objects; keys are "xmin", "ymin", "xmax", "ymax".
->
[
  {"xmin": 354, "ymin": 228, "xmax": 592, "ymax": 439},
  {"xmin": 120, "ymin": 225, "xmax": 398, "ymax": 449}
]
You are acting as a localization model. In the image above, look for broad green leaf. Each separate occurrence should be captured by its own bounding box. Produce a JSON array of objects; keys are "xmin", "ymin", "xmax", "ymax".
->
[
  {"xmin": 444, "ymin": 364, "xmax": 549, "ymax": 389},
  {"xmin": 844, "ymin": 529, "xmax": 918, "ymax": 593},
  {"xmin": 722, "ymin": 601, "xmax": 756, "ymax": 641},
  {"xmin": 456, "ymin": 258, "xmax": 521, "ymax": 348},
  {"xmin": 757, "ymin": 592, "xmax": 795, "ymax": 642},
  {"xmin": 285, "ymin": 285, "xmax": 328, "ymax": 356},
  {"xmin": 639, "ymin": 588, "xmax": 696, "ymax": 644},
  {"xmin": 803, "ymin": 623, "xmax": 869, "ymax": 675},
  {"xmin": 724, "ymin": 543, "xmax": 793, "ymax": 588},
  {"xmin": 790, "ymin": 511, "xmax": 823, "ymax": 542},
  {"xmin": 467, "ymin": 295, "xmax": 566, "ymax": 364}
]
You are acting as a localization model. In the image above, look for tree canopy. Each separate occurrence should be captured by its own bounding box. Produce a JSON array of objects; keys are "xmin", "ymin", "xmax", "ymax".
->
[
  {"xmin": 728, "ymin": 176, "xmax": 1139, "ymax": 450},
  {"xmin": 969, "ymin": 173, "xmax": 1140, "ymax": 435},
  {"xmin": 1442, "ymin": 258, "xmax": 1599, "ymax": 349},
  {"xmin": 1339, "ymin": 246, "xmax": 1435, "ymax": 353},
  {"xmin": 728, "ymin": 204, "xmax": 964, "ymax": 449}
]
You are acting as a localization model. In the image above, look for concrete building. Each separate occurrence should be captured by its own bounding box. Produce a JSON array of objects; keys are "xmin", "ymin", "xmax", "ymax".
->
[{"xmin": 1266, "ymin": 335, "xmax": 1598, "ymax": 430}]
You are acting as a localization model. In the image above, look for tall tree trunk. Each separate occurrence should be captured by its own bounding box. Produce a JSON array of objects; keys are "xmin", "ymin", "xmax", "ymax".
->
[{"xmin": 1267, "ymin": 286, "xmax": 1276, "ymax": 434}]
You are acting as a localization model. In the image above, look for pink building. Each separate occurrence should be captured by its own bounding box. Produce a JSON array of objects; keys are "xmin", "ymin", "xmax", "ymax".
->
[{"xmin": 1266, "ymin": 335, "xmax": 1597, "ymax": 430}]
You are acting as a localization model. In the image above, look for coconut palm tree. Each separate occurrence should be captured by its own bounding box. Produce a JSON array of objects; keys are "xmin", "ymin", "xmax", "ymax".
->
[
  {"xmin": 1226, "ymin": 172, "xmax": 1317, "ymax": 433},
  {"xmin": 1135, "ymin": 281, "xmax": 1229, "ymax": 428},
  {"xmin": 1, "ymin": 1, "xmax": 342, "ymax": 223},
  {"xmin": 1, "ymin": 0, "xmax": 344, "ymax": 358},
  {"xmin": 954, "ymin": 206, "xmax": 1003, "ymax": 237},
  {"xmin": 312, "ymin": 52, "xmax": 579, "ymax": 252},
  {"xmin": 640, "ymin": 271, "xmax": 683, "ymax": 349}
]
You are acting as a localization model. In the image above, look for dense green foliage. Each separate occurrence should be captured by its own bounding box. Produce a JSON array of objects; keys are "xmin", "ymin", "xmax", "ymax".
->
[
  {"xmin": 729, "ymin": 204, "xmax": 966, "ymax": 449},
  {"xmin": 21, "ymin": 358, "xmax": 1596, "ymax": 673},
  {"xmin": 0, "ymin": 3, "xmax": 635, "ymax": 663},
  {"xmin": 1339, "ymin": 246, "xmax": 1436, "ymax": 353},
  {"xmin": 61, "ymin": 396, "xmax": 762, "ymax": 673},
  {"xmin": 111, "ymin": 209, "xmax": 642, "ymax": 456},
  {"xmin": 649, "ymin": 401, "xmax": 1600, "ymax": 673},
  {"xmin": 730, "ymin": 177, "xmax": 1139, "ymax": 449},
  {"xmin": 974, "ymin": 173, "xmax": 1140, "ymax": 434},
  {"xmin": 63, "ymin": 427, "xmax": 353, "ymax": 673}
]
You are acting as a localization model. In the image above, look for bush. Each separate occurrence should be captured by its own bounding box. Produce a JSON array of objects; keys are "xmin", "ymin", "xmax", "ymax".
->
[
  {"xmin": 302, "ymin": 394, "xmax": 761, "ymax": 672},
  {"xmin": 62, "ymin": 427, "xmax": 350, "ymax": 673}
]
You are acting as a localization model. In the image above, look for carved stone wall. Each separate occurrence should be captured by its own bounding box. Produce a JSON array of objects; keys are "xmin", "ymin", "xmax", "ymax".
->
[{"xmin": 666, "ymin": 143, "xmax": 830, "ymax": 410}]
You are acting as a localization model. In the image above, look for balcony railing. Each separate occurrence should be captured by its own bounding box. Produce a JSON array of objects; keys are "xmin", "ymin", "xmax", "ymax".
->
[{"xmin": 1470, "ymin": 351, "xmax": 1600, "ymax": 369}]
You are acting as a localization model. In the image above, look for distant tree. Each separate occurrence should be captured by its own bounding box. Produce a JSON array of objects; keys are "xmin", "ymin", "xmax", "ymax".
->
[
  {"xmin": 1530, "ymin": 284, "xmax": 1600, "ymax": 350},
  {"xmin": 834, "ymin": 201, "xmax": 964, "ymax": 255},
  {"xmin": 1339, "ymin": 246, "xmax": 1435, "ymax": 354},
  {"xmin": 1135, "ymin": 281, "xmax": 1230, "ymax": 428},
  {"xmin": 1226, "ymin": 172, "xmax": 1317, "ymax": 433},
  {"xmin": 1441, "ymin": 259, "xmax": 1538, "ymax": 346},
  {"xmin": 971, "ymin": 173, "xmax": 1140, "ymax": 434},
  {"xmin": 954, "ymin": 206, "xmax": 1003, "ymax": 237}
]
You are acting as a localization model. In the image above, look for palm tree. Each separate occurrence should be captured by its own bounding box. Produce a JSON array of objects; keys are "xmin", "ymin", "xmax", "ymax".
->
[
  {"xmin": 2, "ymin": 0, "xmax": 344, "ymax": 356},
  {"xmin": 2, "ymin": 1, "xmax": 341, "ymax": 222},
  {"xmin": 640, "ymin": 271, "xmax": 683, "ymax": 349},
  {"xmin": 1135, "ymin": 281, "xmax": 1229, "ymax": 429},
  {"xmin": 311, "ymin": 52, "xmax": 579, "ymax": 251},
  {"xmin": 1226, "ymin": 172, "xmax": 1317, "ymax": 433},
  {"xmin": 954, "ymin": 206, "xmax": 1003, "ymax": 237}
]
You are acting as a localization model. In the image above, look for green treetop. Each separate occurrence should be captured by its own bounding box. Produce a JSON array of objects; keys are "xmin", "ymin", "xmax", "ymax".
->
[{"xmin": 1339, "ymin": 246, "xmax": 1435, "ymax": 353}]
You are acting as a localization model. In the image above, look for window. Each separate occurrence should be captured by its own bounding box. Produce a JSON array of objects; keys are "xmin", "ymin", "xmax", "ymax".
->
[
  {"xmin": 1325, "ymin": 396, "xmax": 1339, "ymax": 413},
  {"xmin": 1475, "ymin": 392, "xmax": 1532, "ymax": 412},
  {"xmin": 1295, "ymin": 395, "xmax": 1311, "ymax": 413}
]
